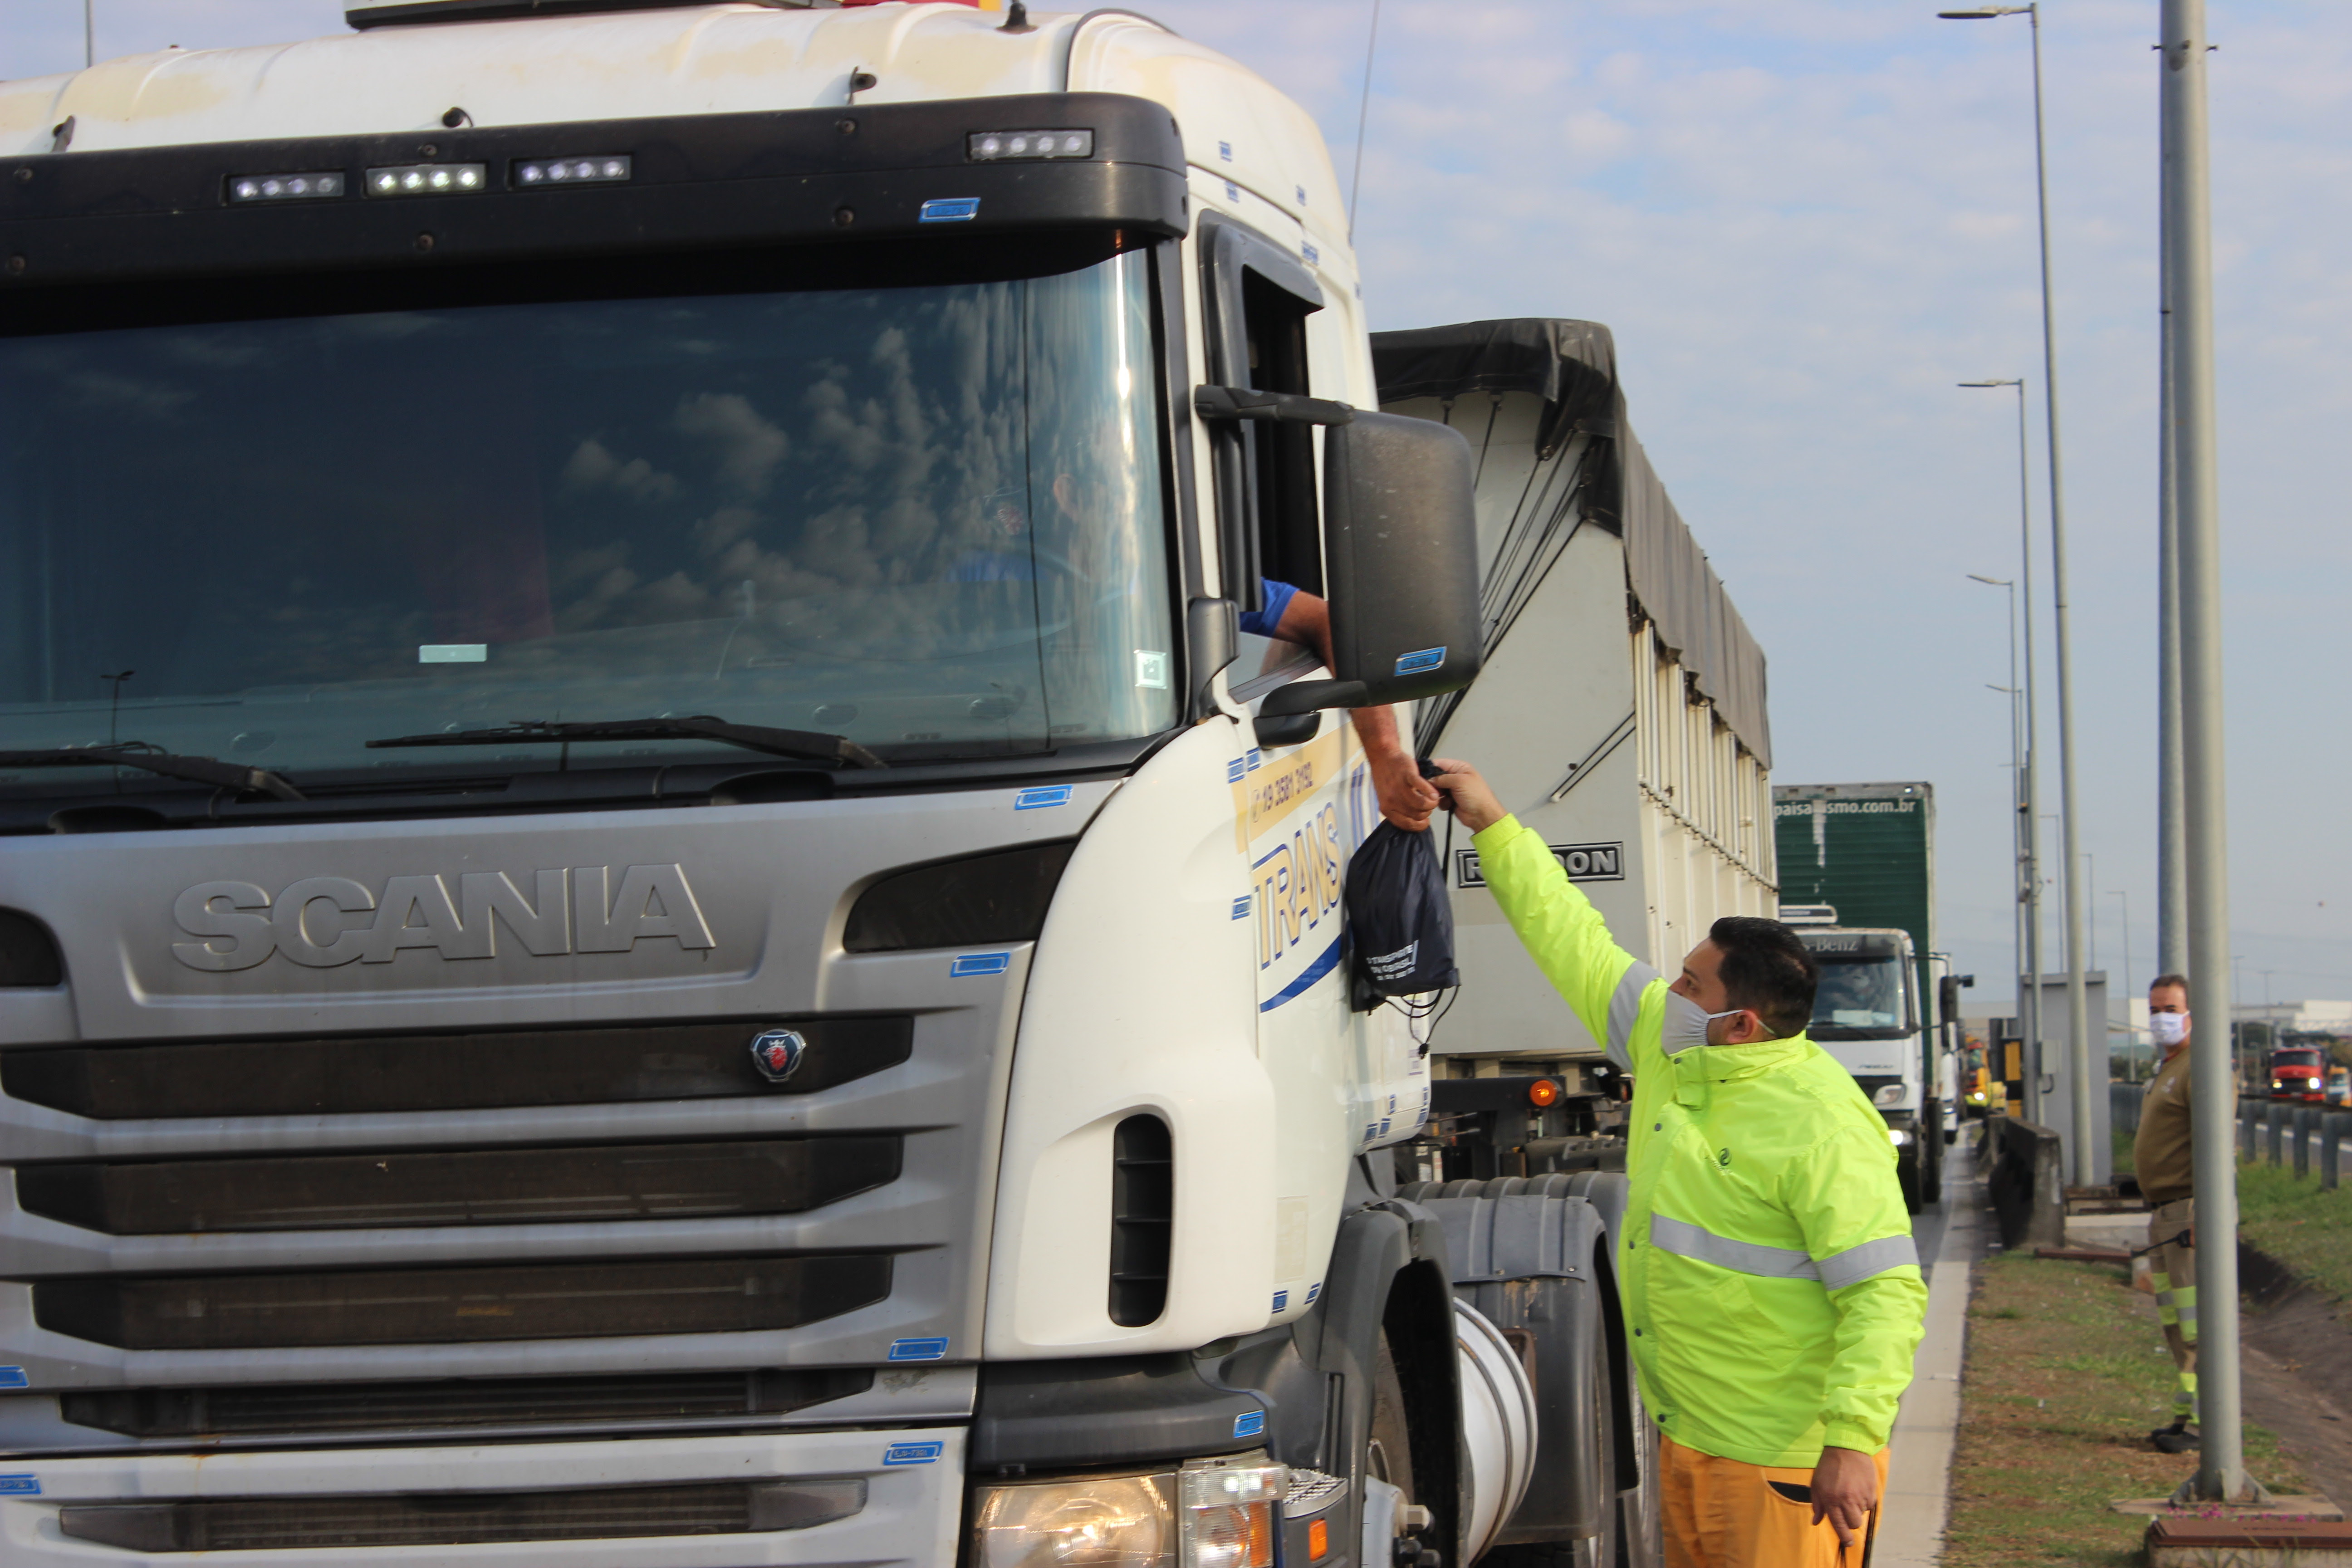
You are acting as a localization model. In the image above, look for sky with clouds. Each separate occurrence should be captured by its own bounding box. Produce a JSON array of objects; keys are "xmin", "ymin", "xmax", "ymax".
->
[{"xmin": 7, "ymin": 0, "xmax": 2347, "ymax": 1017}]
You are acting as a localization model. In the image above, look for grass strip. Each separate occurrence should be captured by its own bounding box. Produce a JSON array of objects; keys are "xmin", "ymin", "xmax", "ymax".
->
[
  {"xmin": 1943, "ymin": 1252, "xmax": 2306, "ymax": 1566},
  {"xmin": 2237, "ymin": 1156, "xmax": 2352, "ymax": 1315}
]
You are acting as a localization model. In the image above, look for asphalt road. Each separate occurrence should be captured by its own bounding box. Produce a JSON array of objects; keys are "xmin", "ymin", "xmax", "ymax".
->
[{"xmin": 1909, "ymin": 1130, "xmax": 1974, "ymax": 1286}]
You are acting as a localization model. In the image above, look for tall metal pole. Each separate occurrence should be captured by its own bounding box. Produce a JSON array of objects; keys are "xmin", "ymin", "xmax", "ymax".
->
[
  {"xmin": 1966, "ymin": 382, "xmax": 2043, "ymax": 1119},
  {"xmin": 2156, "ymin": 14, "xmax": 2190, "ymax": 979},
  {"xmin": 2013, "ymin": 384, "xmax": 2044, "ymax": 1126},
  {"xmin": 2019, "ymin": 5, "xmax": 2097, "ymax": 1189},
  {"xmin": 2164, "ymin": 0, "xmax": 2246, "ymax": 1505},
  {"xmin": 2110, "ymin": 887, "xmax": 2134, "ymax": 1075},
  {"xmin": 2087, "ymin": 851, "xmax": 2097, "ymax": 976},
  {"xmin": 85, "ymin": 0, "xmax": 95, "ymax": 68},
  {"xmin": 1970, "ymin": 571, "xmax": 2026, "ymax": 1083}
]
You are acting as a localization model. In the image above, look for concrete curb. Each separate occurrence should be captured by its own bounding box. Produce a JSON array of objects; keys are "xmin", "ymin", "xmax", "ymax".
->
[{"xmin": 1874, "ymin": 1140, "xmax": 1990, "ymax": 1568}]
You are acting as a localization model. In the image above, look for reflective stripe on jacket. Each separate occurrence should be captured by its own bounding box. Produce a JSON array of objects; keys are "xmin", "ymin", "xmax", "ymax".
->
[{"xmin": 1472, "ymin": 816, "xmax": 1927, "ymax": 1467}]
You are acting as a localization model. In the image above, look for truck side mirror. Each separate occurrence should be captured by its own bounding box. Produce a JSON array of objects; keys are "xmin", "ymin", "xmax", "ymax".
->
[
  {"xmin": 1255, "ymin": 412, "xmax": 1482, "ymax": 745},
  {"xmin": 1939, "ymin": 974, "xmax": 1967, "ymax": 1027}
]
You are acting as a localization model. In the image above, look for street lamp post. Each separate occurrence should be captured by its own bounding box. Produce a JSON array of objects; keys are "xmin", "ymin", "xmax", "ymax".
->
[
  {"xmin": 2085, "ymin": 851, "xmax": 2097, "ymax": 975},
  {"xmin": 2109, "ymin": 887, "xmax": 2133, "ymax": 1075},
  {"xmin": 1969, "ymin": 572, "xmax": 2033, "ymax": 1095},
  {"xmin": 1940, "ymin": 1, "xmax": 2095, "ymax": 1192},
  {"xmin": 1961, "ymin": 385, "xmax": 2043, "ymax": 1124}
]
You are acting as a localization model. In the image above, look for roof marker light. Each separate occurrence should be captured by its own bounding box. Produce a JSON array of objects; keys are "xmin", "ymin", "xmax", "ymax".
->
[
  {"xmin": 515, "ymin": 155, "xmax": 631, "ymax": 188},
  {"xmin": 365, "ymin": 162, "xmax": 486, "ymax": 198},
  {"xmin": 228, "ymin": 172, "xmax": 344, "ymax": 203},
  {"xmin": 967, "ymin": 128, "xmax": 1093, "ymax": 162}
]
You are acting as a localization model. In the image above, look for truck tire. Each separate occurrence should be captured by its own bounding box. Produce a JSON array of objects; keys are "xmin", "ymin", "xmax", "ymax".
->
[
  {"xmin": 1921, "ymin": 1131, "xmax": 1943, "ymax": 1207},
  {"xmin": 1480, "ymin": 1309, "xmax": 1617, "ymax": 1568},
  {"xmin": 1366, "ymin": 1329, "xmax": 1430, "ymax": 1565},
  {"xmin": 1615, "ymin": 1372, "xmax": 1663, "ymax": 1568},
  {"xmin": 1897, "ymin": 1143, "xmax": 1922, "ymax": 1215},
  {"xmin": 1369, "ymin": 1330, "xmax": 1416, "ymax": 1496}
]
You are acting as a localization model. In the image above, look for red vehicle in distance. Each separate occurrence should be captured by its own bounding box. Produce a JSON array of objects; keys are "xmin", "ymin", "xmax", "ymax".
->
[{"xmin": 2269, "ymin": 1044, "xmax": 2329, "ymax": 1102}]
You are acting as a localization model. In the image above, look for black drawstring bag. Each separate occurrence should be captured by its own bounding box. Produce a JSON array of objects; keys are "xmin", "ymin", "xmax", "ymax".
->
[{"xmin": 1345, "ymin": 821, "xmax": 1460, "ymax": 1010}]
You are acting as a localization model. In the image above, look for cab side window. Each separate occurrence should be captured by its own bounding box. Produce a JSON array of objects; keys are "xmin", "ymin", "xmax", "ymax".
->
[
  {"xmin": 1200, "ymin": 217, "xmax": 1324, "ymax": 689},
  {"xmin": 1240, "ymin": 272, "xmax": 1320, "ymax": 598}
]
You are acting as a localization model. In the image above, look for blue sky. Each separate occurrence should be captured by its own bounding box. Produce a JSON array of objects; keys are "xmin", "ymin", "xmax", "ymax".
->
[{"xmin": 7, "ymin": 1, "xmax": 2348, "ymax": 1013}]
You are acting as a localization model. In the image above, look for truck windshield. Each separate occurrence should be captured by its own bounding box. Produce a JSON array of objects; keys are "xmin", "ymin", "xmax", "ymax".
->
[
  {"xmin": 1806, "ymin": 954, "xmax": 1912, "ymax": 1039},
  {"xmin": 0, "ymin": 249, "xmax": 1174, "ymax": 788}
]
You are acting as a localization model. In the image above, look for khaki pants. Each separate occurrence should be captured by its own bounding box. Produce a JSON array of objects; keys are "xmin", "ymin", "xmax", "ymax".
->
[
  {"xmin": 1661, "ymin": 1436, "xmax": 1889, "ymax": 1568},
  {"xmin": 2150, "ymin": 1197, "xmax": 2199, "ymax": 1424}
]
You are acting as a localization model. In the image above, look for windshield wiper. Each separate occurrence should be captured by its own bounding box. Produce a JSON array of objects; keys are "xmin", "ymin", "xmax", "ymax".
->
[
  {"xmin": 0, "ymin": 745, "xmax": 306, "ymax": 800},
  {"xmin": 366, "ymin": 716, "xmax": 886, "ymax": 769}
]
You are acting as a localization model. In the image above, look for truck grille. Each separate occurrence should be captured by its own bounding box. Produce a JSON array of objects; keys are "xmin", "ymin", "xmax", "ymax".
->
[
  {"xmin": 60, "ymin": 1367, "xmax": 873, "ymax": 1437},
  {"xmin": 18, "ymin": 1136, "xmax": 901, "ymax": 1233},
  {"xmin": 36, "ymin": 1253, "xmax": 893, "ymax": 1350},
  {"xmin": 59, "ymin": 1477, "xmax": 867, "ymax": 1551},
  {"xmin": 1, "ymin": 1015, "xmax": 911, "ymax": 1120},
  {"xmin": 0, "ymin": 1002, "xmax": 995, "ymax": 1452}
]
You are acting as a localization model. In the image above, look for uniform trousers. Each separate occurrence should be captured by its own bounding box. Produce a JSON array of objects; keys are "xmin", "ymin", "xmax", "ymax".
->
[
  {"xmin": 2149, "ymin": 1196, "xmax": 2199, "ymax": 1424},
  {"xmin": 1660, "ymin": 1436, "xmax": 1889, "ymax": 1568}
]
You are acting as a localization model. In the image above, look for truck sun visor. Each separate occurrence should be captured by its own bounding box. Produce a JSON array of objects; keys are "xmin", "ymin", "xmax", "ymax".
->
[{"xmin": 0, "ymin": 94, "xmax": 1186, "ymax": 293}]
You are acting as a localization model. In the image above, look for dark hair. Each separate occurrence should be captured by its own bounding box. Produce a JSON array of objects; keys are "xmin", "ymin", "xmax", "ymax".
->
[
  {"xmin": 2150, "ymin": 973, "xmax": 2190, "ymax": 1000},
  {"xmin": 1709, "ymin": 916, "xmax": 1819, "ymax": 1039}
]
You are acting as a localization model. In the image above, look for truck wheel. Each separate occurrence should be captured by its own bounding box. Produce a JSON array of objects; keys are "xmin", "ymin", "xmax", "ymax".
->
[
  {"xmin": 1921, "ymin": 1133, "xmax": 1943, "ymax": 1207},
  {"xmin": 1481, "ymin": 1308, "xmax": 1618, "ymax": 1568},
  {"xmin": 1366, "ymin": 1329, "xmax": 1438, "ymax": 1566},
  {"xmin": 1615, "ymin": 1372, "xmax": 1663, "ymax": 1568},
  {"xmin": 1897, "ymin": 1144, "xmax": 1922, "ymax": 1215},
  {"xmin": 1367, "ymin": 1329, "xmax": 1418, "ymax": 1504}
]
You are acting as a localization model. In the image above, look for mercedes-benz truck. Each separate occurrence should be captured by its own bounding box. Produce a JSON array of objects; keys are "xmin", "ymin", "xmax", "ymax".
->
[
  {"xmin": 1773, "ymin": 783, "xmax": 1940, "ymax": 1212},
  {"xmin": 0, "ymin": 4, "xmax": 1711, "ymax": 1565}
]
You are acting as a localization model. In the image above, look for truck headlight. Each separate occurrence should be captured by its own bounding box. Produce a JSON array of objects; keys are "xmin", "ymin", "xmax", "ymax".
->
[
  {"xmin": 1873, "ymin": 1084, "xmax": 1906, "ymax": 1107},
  {"xmin": 969, "ymin": 1461, "xmax": 1285, "ymax": 1568},
  {"xmin": 972, "ymin": 1474, "xmax": 1172, "ymax": 1566},
  {"xmin": 1179, "ymin": 1463, "xmax": 1284, "ymax": 1568},
  {"xmin": 1889, "ymin": 1128, "xmax": 1913, "ymax": 1146}
]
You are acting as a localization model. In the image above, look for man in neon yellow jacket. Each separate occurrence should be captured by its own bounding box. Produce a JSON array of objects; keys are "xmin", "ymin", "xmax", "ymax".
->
[{"xmin": 1432, "ymin": 760, "xmax": 1926, "ymax": 1567}]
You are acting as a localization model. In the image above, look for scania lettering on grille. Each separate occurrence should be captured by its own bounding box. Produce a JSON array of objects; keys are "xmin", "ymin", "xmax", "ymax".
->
[{"xmin": 169, "ymin": 865, "xmax": 715, "ymax": 971}]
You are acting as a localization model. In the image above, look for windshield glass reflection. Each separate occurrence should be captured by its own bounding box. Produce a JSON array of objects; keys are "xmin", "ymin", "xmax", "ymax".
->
[
  {"xmin": 1809, "ymin": 956, "xmax": 1911, "ymax": 1036},
  {"xmin": 0, "ymin": 250, "xmax": 1173, "ymax": 791}
]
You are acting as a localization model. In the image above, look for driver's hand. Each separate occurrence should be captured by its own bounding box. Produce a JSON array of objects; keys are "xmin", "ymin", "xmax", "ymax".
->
[
  {"xmin": 1427, "ymin": 759, "xmax": 1507, "ymax": 834},
  {"xmin": 1368, "ymin": 750, "xmax": 1439, "ymax": 832}
]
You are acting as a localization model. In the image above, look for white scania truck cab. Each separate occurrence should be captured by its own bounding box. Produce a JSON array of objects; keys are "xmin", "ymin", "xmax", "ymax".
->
[{"xmin": 0, "ymin": 4, "xmax": 1673, "ymax": 1566}]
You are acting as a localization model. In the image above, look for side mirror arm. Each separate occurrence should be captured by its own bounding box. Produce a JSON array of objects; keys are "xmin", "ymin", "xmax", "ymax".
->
[
  {"xmin": 1194, "ymin": 385, "xmax": 1355, "ymax": 427},
  {"xmin": 1251, "ymin": 678, "xmax": 1369, "ymax": 749}
]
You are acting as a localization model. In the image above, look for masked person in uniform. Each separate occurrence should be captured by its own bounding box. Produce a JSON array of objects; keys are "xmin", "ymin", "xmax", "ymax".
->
[
  {"xmin": 1427, "ymin": 758, "xmax": 1927, "ymax": 1568},
  {"xmin": 2134, "ymin": 973, "xmax": 2214, "ymax": 1455}
]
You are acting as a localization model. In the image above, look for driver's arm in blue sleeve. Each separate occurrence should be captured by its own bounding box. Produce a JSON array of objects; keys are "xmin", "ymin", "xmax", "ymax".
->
[{"xmin": 1235, "ymin": 579, "xmax": 1299, "ymax": 639}]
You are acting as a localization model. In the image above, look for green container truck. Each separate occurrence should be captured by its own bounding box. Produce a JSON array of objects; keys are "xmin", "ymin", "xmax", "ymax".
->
[{"xmin": 1772, "ymin": 782, "xmax": 1944, "ymax": 1211}]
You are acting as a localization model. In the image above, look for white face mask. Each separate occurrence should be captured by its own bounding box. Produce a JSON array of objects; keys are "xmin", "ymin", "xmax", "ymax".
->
[
  {"xmin": 2150, "ymin": 1012, "xmax": 2190, "ymax": 1048},
  {"xmin": 1662, "ymin": 990, "xmax": 1744, "ymax": 1054}
]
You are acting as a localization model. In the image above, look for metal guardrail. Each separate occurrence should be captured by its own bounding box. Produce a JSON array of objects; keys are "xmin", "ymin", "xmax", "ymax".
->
[{"xmin": 2237, "ymin": 1099, "xmax": 2352, "ymax": 1190}]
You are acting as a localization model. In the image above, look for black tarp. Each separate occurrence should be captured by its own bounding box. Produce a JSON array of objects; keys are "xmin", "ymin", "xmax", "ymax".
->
[
  {"xmin": 1369, "ymin": 318, "xmax": 1618, "ymax": 461},
  {"xmin": 1371, "ymin": 318, "xmax": 1772, "ymax": 769}
]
